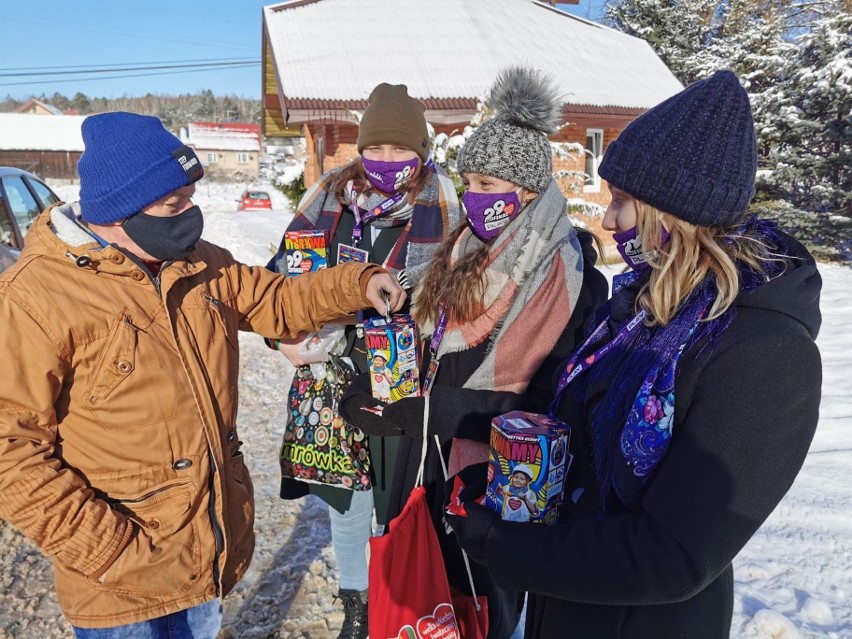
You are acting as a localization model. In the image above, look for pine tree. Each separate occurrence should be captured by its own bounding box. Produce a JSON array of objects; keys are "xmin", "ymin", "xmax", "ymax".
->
[
  {"xmin": 768, "ymin": 9, "xmax": 852, "ymax": 212},
  {"xmin": 604, "ymin": 0, "xmax": 723, "ymax": 84},
  {"xmin": 692, "ymin": 0, "xmax": 794, "ymax": 169},
  {"xmin": 71, "ymin": 92, "xmax": 91, "ymax": 114}
]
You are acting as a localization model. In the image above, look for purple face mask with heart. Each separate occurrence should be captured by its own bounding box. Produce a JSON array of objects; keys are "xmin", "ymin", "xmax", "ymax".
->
[
  {"xmin": 361, "ymin": 157, "xmax": 420, "ymax": 193},
  {"xmin": 613, "ymin": 226, "xmax": 670, "ymax": 271},
  {"xmin": 462, "ymin": 190, "xmax": 522, "ymax": 242}
]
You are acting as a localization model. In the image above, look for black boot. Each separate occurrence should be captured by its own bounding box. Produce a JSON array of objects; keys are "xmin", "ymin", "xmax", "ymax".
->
[{"xmin": 336, "ymin": 588, "xmax": 368, "ymax": 639}]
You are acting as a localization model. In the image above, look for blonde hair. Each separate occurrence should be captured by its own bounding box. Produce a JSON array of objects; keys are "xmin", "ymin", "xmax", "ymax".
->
[{"xmin": 633, "ymin": 201, "xmax": 782, "ymax": 327}]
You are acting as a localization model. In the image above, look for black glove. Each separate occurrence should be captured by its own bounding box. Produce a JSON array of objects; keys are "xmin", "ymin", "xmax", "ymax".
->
[
  {"xmin": 339, "ymin": 373, "xmax": 402, "ymax": 437},
  {"xmin": 445, "ymin": 500, "xmax": 499, "ymax": 566},
  {"xmin": 442, "ymin": 462, "xmax": 494, "ymax": 565},
  {"xmin": 443, "ymin": 461, "xmax": 489, "ymax": 505},
  {"xmin": 382, "ymin": 396, "xmax": 427, "ymax": 436}
]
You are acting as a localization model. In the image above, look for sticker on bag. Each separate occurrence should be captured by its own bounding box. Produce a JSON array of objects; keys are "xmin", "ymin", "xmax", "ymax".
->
[{"xmin": 415, "ymin": 603, "xmax": 459, "ymax": 639}]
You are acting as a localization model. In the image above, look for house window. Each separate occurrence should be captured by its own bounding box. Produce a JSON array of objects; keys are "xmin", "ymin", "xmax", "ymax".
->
[
  {"xmin": 315, "ymin": 136, "xmax": 325, "ymax": 175},
  {"xmin": 583, "ymin": 129, "xmax": 604, "ymax": 192},
  {"xmin": 237, "ymin": 153, "xmax": 251, "ymax": 164},
  {"xmin": 206, "ymin": 153, "xmax": 218, "ymax": 164}
]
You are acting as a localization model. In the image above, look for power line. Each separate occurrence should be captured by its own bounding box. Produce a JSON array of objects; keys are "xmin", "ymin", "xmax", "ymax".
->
[
  {"xmin": 0, "ymin": 58, "xmax": 260, "ymax": 72},
  {"xmin": 0, "ymin": 64, "xmax": 260, "ymax": 88},
  {"xmin": 0, "ymin": 61, "xmax": 262, "ymax": 79}
]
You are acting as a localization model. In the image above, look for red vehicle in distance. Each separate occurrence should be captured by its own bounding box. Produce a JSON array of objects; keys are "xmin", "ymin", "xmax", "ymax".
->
[{"xmin": 237, "ymin": 190, "xmax": 272, "ymax": 211}]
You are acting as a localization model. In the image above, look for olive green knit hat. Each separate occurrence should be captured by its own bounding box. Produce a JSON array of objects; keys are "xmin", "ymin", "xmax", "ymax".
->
[{"xmin": 357, "ymin": 83, "xmax": 431, "ymax": 162}]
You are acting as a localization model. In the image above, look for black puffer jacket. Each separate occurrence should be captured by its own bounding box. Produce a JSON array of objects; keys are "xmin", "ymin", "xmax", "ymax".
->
[{"xmin": 481, "ymin": 234, "xmax": 822, "ymax": 638}]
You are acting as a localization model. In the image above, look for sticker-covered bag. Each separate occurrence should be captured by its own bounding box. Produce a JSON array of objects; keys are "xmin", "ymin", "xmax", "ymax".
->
[{"xmin": 280, "ymin": 355, "xmax": 372, "ymax": 490}]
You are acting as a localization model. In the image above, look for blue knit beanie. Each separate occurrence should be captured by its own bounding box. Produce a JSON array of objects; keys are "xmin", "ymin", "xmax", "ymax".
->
[
  {"xmin": 78, "ymin": 112, "xmax": 204, "ymax": 224},
  {"xmin": 598, "ymin": 70, "xmax": 757, "ymax": 227}
]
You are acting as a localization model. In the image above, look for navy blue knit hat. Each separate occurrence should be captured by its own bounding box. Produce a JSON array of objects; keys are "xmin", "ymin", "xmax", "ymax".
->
[
  {"xmin": 599, "ymin": 70, "xmax": 757, "ymax": 227},
  {"xmin": 78, "ymin": 112, "xmax": 204, "ymax": 224}
]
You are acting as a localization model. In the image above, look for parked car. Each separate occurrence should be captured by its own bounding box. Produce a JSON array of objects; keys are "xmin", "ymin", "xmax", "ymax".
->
[
  {"xmin": 237, "ymin": 190, "xmax": 273, "ymax": 211},
  {"xmin": 1, "ymin": 167, "xmax": 61, "ymax": 273}
]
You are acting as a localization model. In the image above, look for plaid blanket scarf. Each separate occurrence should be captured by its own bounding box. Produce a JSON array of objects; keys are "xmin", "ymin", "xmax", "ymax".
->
[{"xmin": 283, "ymin": 161, "xmax": 459, "ymax": 287}]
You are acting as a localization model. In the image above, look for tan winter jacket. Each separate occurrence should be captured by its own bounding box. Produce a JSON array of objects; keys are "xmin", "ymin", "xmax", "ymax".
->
[{"xmin": 0, "ymin": 204, "xmax": 381, "ymax": 628}]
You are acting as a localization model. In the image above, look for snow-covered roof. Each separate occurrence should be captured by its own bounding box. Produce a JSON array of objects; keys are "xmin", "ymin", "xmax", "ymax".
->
[
  {"xmin": 263, "ymin": 0, "xmax": 683, "ymax": 111},
  {"xmin": 14, "ymin": 98, "xmax": 65, "ymax": 116},
  {"xmin": 0, "ymin": 113, "xmax": 86, "ymax": 151},
  {"xmin": 181, "ymin": 122, "xmax": 261, "ymax": 152}
]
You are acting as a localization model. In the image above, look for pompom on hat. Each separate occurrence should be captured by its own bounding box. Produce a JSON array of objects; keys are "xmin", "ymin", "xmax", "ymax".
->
[
  {"xmin": 457, "ymin": 67, "xmax": 562, "ymax": 193},
  {"xmin": 357, "ymin": 84, "xmax": 431, "ymax": 162},
  {"xmin": 78, "ymin": 112, "xmax": 204, "ymax": 224},
  {"xmin": 599, "ymin": 70, "xmax": 757, "ymax": 228}
]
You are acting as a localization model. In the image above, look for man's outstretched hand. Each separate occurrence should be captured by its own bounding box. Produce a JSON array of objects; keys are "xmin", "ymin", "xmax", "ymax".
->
[{"xmin": 364, "ymin": 272, "xmax": 406, "ymax": 316}]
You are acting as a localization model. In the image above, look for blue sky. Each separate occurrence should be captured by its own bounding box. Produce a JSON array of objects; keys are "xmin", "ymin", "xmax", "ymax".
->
[{"xmin": 0, "ymin": 0, "xmax": 608, "ymax": 100}]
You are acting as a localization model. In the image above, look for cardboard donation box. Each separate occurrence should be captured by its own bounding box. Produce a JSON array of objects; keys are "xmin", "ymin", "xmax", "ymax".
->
[
  {"xmin": 364, "ymin": 315, "xmax": 421, "ymax": 403},
  {"xmin": 284, "ymin": 230, "xmax": 328, "ymax": 275},
  {"xmin": 485, "ymin": 411, "xmax": 571, "ymax": 525}
]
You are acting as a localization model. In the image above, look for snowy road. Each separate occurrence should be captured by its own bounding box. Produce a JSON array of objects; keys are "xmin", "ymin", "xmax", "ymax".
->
[{"xmin": 0, "ymin": 184, "xmax": 850, "ymax": 638}]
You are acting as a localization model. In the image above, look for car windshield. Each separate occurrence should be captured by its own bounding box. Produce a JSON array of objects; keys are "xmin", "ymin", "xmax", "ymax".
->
[{"xmin": 247, "ymin": 192, "xmax": 269, "ymax": 200}]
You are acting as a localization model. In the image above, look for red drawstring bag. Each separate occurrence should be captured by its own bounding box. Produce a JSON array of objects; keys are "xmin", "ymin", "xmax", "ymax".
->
[
  {"xmin": 368, "ymin": 397, "xmax": 489, "ymax": 639},
  {"xmin": 368, "ymin": 485, "xmax": 461, "ymax": 639}
]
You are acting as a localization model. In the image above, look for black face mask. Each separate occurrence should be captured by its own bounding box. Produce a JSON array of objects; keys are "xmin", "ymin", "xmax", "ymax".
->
[{"xmin": 122, "ymin": 205, "xmax": 204, "ymax": 261}]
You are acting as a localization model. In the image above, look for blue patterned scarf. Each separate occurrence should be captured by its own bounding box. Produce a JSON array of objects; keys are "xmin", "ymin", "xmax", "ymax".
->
[{"xmin": 570, "ymin": 217, "xmax": 789, "ymax": 511}]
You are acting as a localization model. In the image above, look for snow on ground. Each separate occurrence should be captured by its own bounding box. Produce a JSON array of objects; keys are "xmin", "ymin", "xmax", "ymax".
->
[{"xmin": 1, "ymin": 181, "xmax": 850, "ymax": 638}]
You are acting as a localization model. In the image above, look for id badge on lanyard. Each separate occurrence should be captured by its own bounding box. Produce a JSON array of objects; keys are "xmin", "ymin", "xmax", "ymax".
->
[
  {"xmin": 421, "ymin": 309, "xmax": 448, "ymax": 396},
  {"xmin": 338, "ymin": 243, "xmax": 369, "ymax": 264}
]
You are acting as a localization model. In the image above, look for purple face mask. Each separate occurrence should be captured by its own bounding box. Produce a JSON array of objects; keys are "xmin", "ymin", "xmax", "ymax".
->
[
  {"xmin": 361, "ymin": 157, "xmax": 420, "ymax": 193},
  {"xmin": 613, "ymin": 226, "xmax": 670, "ymax": 271},
  {"xmin": 462, "ymin": 190, "xmax": 522, "ymax": 242}
]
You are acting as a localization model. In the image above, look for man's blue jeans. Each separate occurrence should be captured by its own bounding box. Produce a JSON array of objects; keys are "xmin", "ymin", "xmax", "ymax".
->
[{"xmin": 72, "ymin": 598, "xmax": 222, "ymax": 639}]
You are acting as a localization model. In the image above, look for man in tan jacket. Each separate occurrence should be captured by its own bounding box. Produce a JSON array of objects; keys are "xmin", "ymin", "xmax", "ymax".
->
[{"xmin": 0, "ymin": 112, "xmax": 404, "ymax": 638}]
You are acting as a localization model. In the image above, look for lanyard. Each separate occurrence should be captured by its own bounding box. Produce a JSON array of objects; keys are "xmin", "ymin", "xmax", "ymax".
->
[
  {"xmin": 350, "ymin": 191, "xmax": 407, "ymax": 246},
  {"xmin": 421, "ymin": 308, "xmax": 448, "ymax": 396},
  {"xmin": 547, "ymin": 309, "xmax": 646, "ymax": 417},
  {"xmin": 429, "ymin": 309, "xmax": 448, "ymax": 355}
]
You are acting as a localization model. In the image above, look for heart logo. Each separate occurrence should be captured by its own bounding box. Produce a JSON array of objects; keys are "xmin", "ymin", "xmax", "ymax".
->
[
  {"xmin": 508, "ymin": 497, "xmax": 522, "ymax": 511},
  {"xmin": 504, "ymin": 201, "xmax": 516, "ymax": 216},
  {"xmin": 416, "ymin": 603, "xmax": 459, "ymax": 639}
]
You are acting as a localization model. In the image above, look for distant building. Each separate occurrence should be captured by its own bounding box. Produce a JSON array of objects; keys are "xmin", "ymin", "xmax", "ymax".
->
[
  {"xmin": 14, "ymin": 98, "xmax": 66, "ymax": 116},
  {"xmin": 0, "ymin": 113, "xmax": 85, "ymax": 179},
  {"xmin": 261, "ymin": 0, "xmax": 682, "ymax": 234},
  {"xmin": 179, "ymin": 122, "xmax": 262, "ymax": 181}
]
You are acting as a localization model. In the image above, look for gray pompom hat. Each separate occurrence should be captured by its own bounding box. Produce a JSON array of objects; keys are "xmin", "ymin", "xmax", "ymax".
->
[
  {"xmin": 457, "ymin": 67, "xmax": 562, "ymax": 193},
  {"xmin": 599, "ymin": 70, "xmax": 757, "ymax": 227}
]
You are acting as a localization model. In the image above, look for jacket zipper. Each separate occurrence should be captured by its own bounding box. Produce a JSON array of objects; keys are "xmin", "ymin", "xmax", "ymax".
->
[
  {"xmin": 134, "ymin": 252, "xmax": 224, "ymax": 594},
  {"xmin": 207, "ymin": 452, "xmax": 225, "ymax": 595}
]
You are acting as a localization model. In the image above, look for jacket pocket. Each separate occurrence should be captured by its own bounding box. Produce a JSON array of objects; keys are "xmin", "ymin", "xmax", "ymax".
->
[
  {"xmin": 205, "ymin": 294, "xmax": 239, "ymax": 351},
  {"xmin": 85, "ymin": 314, "xmax": 137, "ymax": 403},
  {"xmin": 84, "ymin": 312, "xmax": 179, "ymax": 429},
  {"xmin": 88, "ymin": 480, "xmax": 202, "ymax": 596}
]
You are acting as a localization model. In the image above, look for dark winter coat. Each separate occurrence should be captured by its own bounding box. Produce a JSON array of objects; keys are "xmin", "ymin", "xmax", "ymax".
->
[
  {"xmin": 344, "ymin": 232, "xmax": 608, "ymax": 639},
  {"xmin": 481, "ymin": 234, "xmax": 822, "ymax": 639}
]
